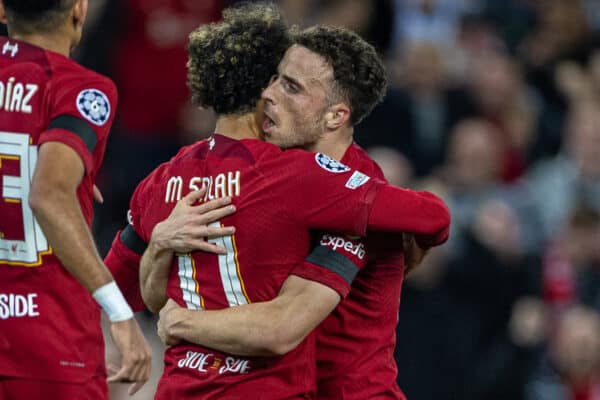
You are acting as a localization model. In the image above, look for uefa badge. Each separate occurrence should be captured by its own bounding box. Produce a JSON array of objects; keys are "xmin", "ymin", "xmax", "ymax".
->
[
  {"xmin": 76, "ymin": 89, "xmax": 111, "ymax": 126},
  {"xmin": 315, "ymin": 153, "xmax": 351, "ymax": 173},
  {"xmin": 345, "ymin": 171, "xmax": 370, "ymax": 190}
]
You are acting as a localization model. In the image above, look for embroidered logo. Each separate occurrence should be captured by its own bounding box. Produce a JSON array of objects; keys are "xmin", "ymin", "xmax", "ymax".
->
[
  {"xmin": 345, "ymin": 171, "xmax": 370, "ymax": 189},
  {"xmin": 76, "ymin": 89, "xmax": 111, "ymax": 126},
  {"xmin": 315, "ymin": 153, "xmax": 350, "ymax": 173}
]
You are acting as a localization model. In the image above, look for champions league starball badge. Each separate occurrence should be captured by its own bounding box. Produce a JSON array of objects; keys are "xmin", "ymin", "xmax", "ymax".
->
[
  {"xmin": 76, "ymin": 89, "xmax": 111, "ymax": 126},
  {"xmin": 315, "ymin": 153, "xmax": 351, "ymax": 173}
]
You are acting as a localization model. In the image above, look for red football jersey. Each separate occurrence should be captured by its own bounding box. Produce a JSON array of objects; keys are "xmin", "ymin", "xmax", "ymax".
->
[
  {"xmin": 128, "ymin": 134, "xmax": 385, "ymax": 399},
  {"xmin": 312, "ymin": 144, "xmax": 408, "ymax": 400},
  {"xmin": 0, "ymin": 37, "xmax": 117, "ymax": 382}
]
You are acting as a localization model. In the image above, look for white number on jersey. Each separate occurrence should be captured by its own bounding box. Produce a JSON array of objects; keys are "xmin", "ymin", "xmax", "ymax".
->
[
  {"xmin": 176, "ymin": 221, "xmax": 249, "ymax": 309},
  {"xmin": 0, "ymin": 131, "xmax": 49, "ymax": 266}
]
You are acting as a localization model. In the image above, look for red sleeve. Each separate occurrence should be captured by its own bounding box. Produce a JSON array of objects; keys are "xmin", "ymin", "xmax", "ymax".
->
[
  {"xmin": 104, "ymin": 231, "xmax": 146, "ymax": 312},
  {"xmin": 278, "ymin": 151, "xmax": 385, "ymax": 236},
  {"xmin": 103, "ymin": 172, "xmax": 158, "ymax": 312},
  {"xmin": 290, "ymin": 233, "xmax": 368, "ymax": 298},
  {"xmin": 39, "ymin": 75, "xmax": 117, "ymax": 174},
  {"xmin": 127, "ymin": 174, "xmax": 153, "ymax": 243},
  {"xmin": 367, "ymin": 185, "xmax": 451, "ymax": 247}
]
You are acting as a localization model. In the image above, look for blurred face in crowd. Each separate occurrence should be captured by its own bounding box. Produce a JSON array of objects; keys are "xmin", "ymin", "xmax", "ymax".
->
[
  {"xmin": 367, "ymin": 147, "xmax": 413, "ymax": 187},
  {"xmin": 470, "ymin": 52, "xmax": 519, "ymax": 113},
  {"xmin": 261, "ymin": 45, "xmax": 333, "ymax": 150},
  {"xmin": 565, "ymin": 223, "xmax": 600, "ymax": 268},
  {"xmin": 566, "ymin": 101, "xmax": 600, "ymax": 178},
  {"xmin": 403, "ymin": 41, "xmax": 444, "ymax": 93},
  {"xmin": 553, "ymin": 307, "xmax": 600, "ymax": 382},
  {"xmin": 448, "ymin": 119, "xmax": 502, "ymax": 188}
]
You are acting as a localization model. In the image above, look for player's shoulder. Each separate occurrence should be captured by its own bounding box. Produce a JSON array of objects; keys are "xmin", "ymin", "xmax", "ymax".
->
[
  {"xmin": 170, "ymin": 139, "xmax": 209, "ymax": 162},
  {"xmin": 48, "ymin": 52, "xmax": 116, "ymax": 91},
  {"xmin": 130, "ymin": 158, "xmax": 174, "ymax": 210},
  {"xmin": 269, "ymin": 148, "xmax": 355, "ymax": 177},
  {"xmin": 0, "ymin": 36, "xmax": 49, "ymax": 72},
  {"xmin": 342, "ymin": 143, "xmax": 385, "ymax": 180},
  {"xmin": 238, "ymin": 138, "xmax": 282, "ymax": 161},
  {"xmin": 45, "ymin": 52, "xmax": 117, "ymax": 127},
  {"xmin": 171, "ymin": 135, "xmax": 268, "ymax": 167}
]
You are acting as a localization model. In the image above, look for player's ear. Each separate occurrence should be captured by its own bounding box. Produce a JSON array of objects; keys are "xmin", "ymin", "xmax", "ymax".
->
[
  {"xmin": 72, "ymin": 0, "xmax": 88, "ymax": 29},
  {"xmin": 0, "ymin": 1, "xmax": 7, "ymax": 25},
  {"xmin": 324, "ymin": 103, "xmax": 351, "ymax": 130}
]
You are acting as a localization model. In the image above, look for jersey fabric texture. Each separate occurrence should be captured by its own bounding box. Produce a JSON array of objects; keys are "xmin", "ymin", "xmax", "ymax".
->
[
  {"xmin": 0, "ymin": 37, "xmax": 117, "ymax": 383},
  {"xmin": 126, "ymin": 134, "xmax": 385, "ymax": 399}
]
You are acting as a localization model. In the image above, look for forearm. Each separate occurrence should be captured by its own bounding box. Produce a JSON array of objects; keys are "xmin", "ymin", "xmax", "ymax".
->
[
  {"xmin": 30, "ymin": 186, "xmax": 112, "ymax": 292},
  {"xmin": 169, "ymin": 301, "xmax": 288, "ymax": 357},
  {"xmin": 164, "ymin": 276, "xmax": 340, "ymax": 356},
  {"xmin": 104, "ymin": 231, "xmax": 147, "ymax": 312},
  {"xmin": 368, "ymin": 185, "xmax": 451, "ymax": 246},
  {"xmin": 139, "ymin": 239, "xmax": 172, "ymax": 313}
]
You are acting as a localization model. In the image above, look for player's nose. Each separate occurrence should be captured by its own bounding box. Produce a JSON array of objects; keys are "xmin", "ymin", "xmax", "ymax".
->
[{"xmin": 261, "ymin": 75, "xmax": 278, "ymax": 103}]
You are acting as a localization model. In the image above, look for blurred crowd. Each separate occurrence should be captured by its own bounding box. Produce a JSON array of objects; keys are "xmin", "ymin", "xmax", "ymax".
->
[{"xmin": 3, "ymin": 0, "xmax": 598, "ymax": 398}]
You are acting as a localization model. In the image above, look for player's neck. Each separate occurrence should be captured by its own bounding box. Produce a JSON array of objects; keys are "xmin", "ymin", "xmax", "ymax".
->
[
  {"xmin": 11, "ymin": 31, "xmax": 72, "ymax": 57},
  {"xmin": 215, "ymin": 114, "xmax": 261, "ymax": 141},
  {"xmin": 309, "ymin": 127, "xmax": 353, "ymax": 161}
]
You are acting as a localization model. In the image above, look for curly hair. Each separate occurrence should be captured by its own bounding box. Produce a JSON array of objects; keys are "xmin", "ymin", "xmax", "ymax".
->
[
  {"xmin": 293, "ymin": 25, "xmax": 387, "ymax": 125},
  {"xmin": 187, "ymin": 2, "xmax": 291, "ymax": 115},
  {"xmin": 3, "ymin": 0, "xmax": 74, "ymax": 34}
]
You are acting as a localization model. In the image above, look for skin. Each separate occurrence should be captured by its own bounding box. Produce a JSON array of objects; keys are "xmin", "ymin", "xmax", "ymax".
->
[
  {"xmin": 262, "ymin": 45, "xmax": 352, "ymax": 159},
  {"xmin": 0, "ymin": 0, "xmax": 150, "ymax": 393}
]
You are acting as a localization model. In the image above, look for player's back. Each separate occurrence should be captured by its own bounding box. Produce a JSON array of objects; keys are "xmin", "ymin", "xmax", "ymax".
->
[
  {"xmin": 0, "ymin": 37, "xmax": 116, "ymax": 382},
  {"xmin": 316, "ymin": 143, "xmax": 407, "ymax": 400},
  {"xmin": 130, "ymin": 134, "xmax": 384, "ymax": 399}
]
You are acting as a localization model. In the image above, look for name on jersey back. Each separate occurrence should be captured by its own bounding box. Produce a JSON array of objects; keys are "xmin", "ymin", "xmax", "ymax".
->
[
  {"xmin": 165, "ymin": 171, "xmax": 241, "ymax": 203},
  {"xmin": 0, "ymin": 77, "xmax": 38, "ymax": 114}
]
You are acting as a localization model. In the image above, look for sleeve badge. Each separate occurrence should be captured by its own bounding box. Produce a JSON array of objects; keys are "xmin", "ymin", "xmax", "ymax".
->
[
  {"xmin": 76, "ymin": 88, "xmax": 111, "ymax": 126},
  {"xmin": 315, "ymin": 153, "xmax": 351, "ymax": 173}
]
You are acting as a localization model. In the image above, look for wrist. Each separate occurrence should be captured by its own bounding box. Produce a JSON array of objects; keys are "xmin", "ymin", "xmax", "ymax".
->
[
  {"xmin": 150, "ymin": 221, "xmax": 176, "ymax": 253},
  {"xmin": 93, "ymin": 281, "xmax": 134, "ymax": 322},
  {"xmin": 169, "ymin": 308, "xmax": 195, "ymax": 337}
]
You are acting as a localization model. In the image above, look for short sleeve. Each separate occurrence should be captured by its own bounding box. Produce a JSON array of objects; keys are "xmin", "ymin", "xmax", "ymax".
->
[
  {"xmin": 276, "ymin": 151, "xmax": 385, "ymax": 236},
  {"xmin": 39, "ymin": 75, "xmax": 117, "ymax": 174},
  {"xmin": 290, "ymin": 233, "xmax": 368, "ymax": 298}
]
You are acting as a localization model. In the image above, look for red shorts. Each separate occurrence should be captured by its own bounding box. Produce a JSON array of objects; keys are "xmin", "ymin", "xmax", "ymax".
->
[{"xmin": 0, "ymin": 374, "xmax": 107, "ymax": 400}]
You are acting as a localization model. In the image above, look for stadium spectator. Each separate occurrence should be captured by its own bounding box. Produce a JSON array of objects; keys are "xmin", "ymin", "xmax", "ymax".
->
[
  {"xmin": 527, "ymin": 306, "xmax": 600, "ymax": 400},
  {"xmin": 524, "ymin": 99, "xmax": 600, "ymax": 249},
  {"xmin": 467, "ymin": 50, "xmax": 546, "ymax": 181},
  {"xmin": 356, "ymin": 40, "xmax": 477, "ymax": 177}
]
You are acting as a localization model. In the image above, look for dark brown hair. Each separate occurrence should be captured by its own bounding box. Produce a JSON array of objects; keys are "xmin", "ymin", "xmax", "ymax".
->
[
  {"xmin": 294, "ymin": 25, "xmax": 387, "ymax": 125},
  {"xmin": 3, "ymin": 0, "xmax": 74, "ymax": 34},
  {"xmin": 187, "ymin": 2, "xmax": 291, "ymax": 115}
]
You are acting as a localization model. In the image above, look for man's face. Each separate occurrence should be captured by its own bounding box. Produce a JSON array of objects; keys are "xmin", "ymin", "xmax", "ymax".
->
[{"xmin": 261, "ymin": 45, "xmax": 333, "ymax": 149}]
